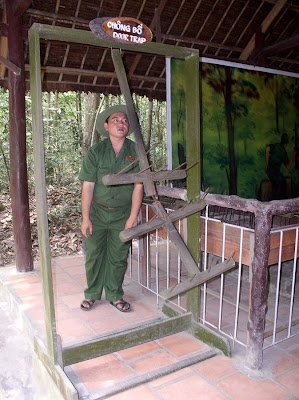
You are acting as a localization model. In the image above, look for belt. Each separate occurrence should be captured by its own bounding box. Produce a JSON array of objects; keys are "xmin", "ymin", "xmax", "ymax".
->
[{"xmin": 92, "ymin": 200, "xmax": 120, "ymax": 209}]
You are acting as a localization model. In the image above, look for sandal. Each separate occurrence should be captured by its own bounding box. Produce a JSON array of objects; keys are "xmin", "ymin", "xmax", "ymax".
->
[
  {"xmin": 110, "ymin": 299, "xmax": 131, "ymax": 313},
  {"xmin": 80, "ymin": 299, "xmax": 95, "ymax": 311}
]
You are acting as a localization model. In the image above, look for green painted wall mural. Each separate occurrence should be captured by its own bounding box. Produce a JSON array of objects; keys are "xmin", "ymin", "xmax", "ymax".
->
[
  {"xmin": 171, "ymin": 58, "xmax": 186, "ymax": 173},
  {"xmin": 171, "ymin": 60, "xmax": 299, "ymax": 199}
]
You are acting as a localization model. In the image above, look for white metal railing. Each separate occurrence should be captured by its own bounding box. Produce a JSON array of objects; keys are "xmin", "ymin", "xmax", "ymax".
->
[
  {"xmin": 264, "ymin": 226, "xmax": 299, "ymax": 349},
  {"xmin": 199, "ymin": 205, "xmax": 254, "ymax": 348},
  {"xmin": 128, "ymin": 206, "xmax": 185, "ymax": 307},
  {"xmin": 127, "ymin": 202, "xmax": 299, "ymax": 350}
]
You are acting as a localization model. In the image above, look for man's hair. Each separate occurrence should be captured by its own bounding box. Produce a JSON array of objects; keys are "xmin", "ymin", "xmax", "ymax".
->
[{"xmin": 281, "ymin": 133, "xmax": 289, "ymax": 145}]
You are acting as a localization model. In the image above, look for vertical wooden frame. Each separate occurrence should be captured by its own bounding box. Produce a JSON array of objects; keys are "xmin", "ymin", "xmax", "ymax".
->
[
  {"xmin": 185, "ymin": 54, "xmax": 201, "ymax": 320},
  {"xmin": 28, "ymin": 23, "xmax": 201, "ymax": 365},
  {"xmin": 29, "ymin": 24, "xmax": 58, "ymax": 364}
]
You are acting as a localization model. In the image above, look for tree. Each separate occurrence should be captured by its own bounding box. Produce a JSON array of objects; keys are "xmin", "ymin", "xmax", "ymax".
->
[
  {"xmin": 81, "ymin": 92, "xmax": 100, "ymax": 157},
  {"xmin": 0, "ymin": 91, "xmax": 167, "ymax": 193},
  {"xmin": 144, "ymin": 99, "xmax": 153, "ymax": 152},
  {"xmin": 0, "ymin": 88, "xmax": 10, "ymax": 192},
  {"xmin": 262, "ymin": 74, "xmax": 288, "ymax": 134},
  {"xmin": 203, "ymin": 65, "xmax": 260, "ymax": 195}
]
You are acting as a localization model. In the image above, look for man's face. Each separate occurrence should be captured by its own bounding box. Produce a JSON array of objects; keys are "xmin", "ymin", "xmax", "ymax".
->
[{"xmin": 104, "ymin": 112, "xmax": 129, "ymax": 140}]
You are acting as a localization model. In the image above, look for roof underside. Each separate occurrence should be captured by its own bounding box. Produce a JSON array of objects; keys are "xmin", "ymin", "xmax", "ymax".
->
[{"xmin": 0, "ymin": 0, "xmax": 298, "ymax": 100}]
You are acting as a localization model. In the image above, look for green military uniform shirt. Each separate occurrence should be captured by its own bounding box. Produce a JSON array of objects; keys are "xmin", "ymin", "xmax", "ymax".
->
[{"xmin": 79, "ymin": 137, "xmax": 139, "ymax": 207}]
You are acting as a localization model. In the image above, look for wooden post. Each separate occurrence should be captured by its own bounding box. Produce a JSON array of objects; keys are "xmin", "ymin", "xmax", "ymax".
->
[
  {"xmin": 246, "ymin": 208, "xmax": 272, "ymax": 369},
  {"xmin": 6, "ymin": 0, "xmax": 33, "ymax": 272},
  {"xmin": 29, "ymin": 24, "xmax": 58, "ymax": 364},
  {"xmin": 185, "ymin": 55, "xmax": 201, "ymax": 321},
  {"xmin": 140, "ymin": 206, "xmax": 150, "ymax": 289}
]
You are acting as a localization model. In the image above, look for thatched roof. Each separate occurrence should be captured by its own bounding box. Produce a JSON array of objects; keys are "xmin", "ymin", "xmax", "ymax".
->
[{"xmin": 0, "ymin": 0, "xmax": 298, "ymax": 100}]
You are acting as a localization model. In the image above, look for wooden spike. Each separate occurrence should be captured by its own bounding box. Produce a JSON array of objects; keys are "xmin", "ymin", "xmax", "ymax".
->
[
  {"xmin": 115, "ymin": 158, "xmax": 140, "ymax": 175},
  {"xmin": 135, "ymin": 164, "xmax": 154, "ymax": 175},
  {"xmin": 201, "ymin": 187, "xmax": 210, "ymax": 199},
  {"xmin": 114, "ymin": 144, "xmax": 159, "ymax": 176},
  {"xmin": 169, "ymin": 283, "xmax": 178, "ymax": 292},
  {"xmin": 173, "ymin": 162, "xmax": 187, "ymax": 171},
  {"xmin": 153, "ymin": 165, "xmax": 168, "ymax": 174},
  {"xmin": 186, "ymin": 161, "xmax": 199, "ymax": 171},
  {"xmin": 147, "ymin": 214, "xmax": 158, "ymax": 224},
  {"xmin": 146, "ymin": 143, "xmax": 159, "ymax": 154}
]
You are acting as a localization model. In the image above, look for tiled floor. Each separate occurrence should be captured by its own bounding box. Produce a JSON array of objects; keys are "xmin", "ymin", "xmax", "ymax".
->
[{"xmin": 1, "ymin": 254, "xmax": 299, "ymax": 400}]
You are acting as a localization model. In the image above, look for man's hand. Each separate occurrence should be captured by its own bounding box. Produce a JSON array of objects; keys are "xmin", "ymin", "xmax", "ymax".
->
[
  {"xmin": 81, "ymin": 181, "xmax": 95, "ymax": 238},
  {"xmin": 124, "ymin": 216, "xmax": 138, "ymax": 230},
  {"xmin": 124, "ymin": 182, "xmax": 143, "ymax": 230},
  {"xmin": 81, "ymin": 218, "xmax": 93, "ymax": 238}
]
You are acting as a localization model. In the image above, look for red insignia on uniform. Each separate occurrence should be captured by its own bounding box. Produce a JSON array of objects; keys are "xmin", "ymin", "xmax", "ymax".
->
[{"xmin": 125, "ymin": 156, "xmax": 136, "ymax": 161}]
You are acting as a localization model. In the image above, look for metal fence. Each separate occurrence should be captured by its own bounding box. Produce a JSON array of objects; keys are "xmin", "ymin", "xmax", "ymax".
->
[{"xmin": 127, "ymin": 201, "xmax": 299, "ymax": 354}]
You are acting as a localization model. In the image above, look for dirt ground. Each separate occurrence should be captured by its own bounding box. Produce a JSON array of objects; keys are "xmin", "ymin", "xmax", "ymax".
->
[{"xmin": 0, "ymin": 186, "xmax": 83, "ymax": 267}]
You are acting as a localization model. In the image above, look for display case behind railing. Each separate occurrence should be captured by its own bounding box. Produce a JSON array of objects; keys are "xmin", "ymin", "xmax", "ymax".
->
[{"xmin": 141, "ymin": 204, "xmax": 299, "ymax": 268}]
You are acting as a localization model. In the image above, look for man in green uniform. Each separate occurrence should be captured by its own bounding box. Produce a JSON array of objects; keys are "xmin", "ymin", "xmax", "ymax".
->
[{"xmin": 79, "ymin": 105, "xmax": 143, "ymax": 312}]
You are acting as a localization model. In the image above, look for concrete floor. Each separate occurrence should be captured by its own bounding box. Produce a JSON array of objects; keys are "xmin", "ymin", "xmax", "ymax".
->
[{"xmin": 0, "ymin": 254, "xmax": 299, "ymax": 400}]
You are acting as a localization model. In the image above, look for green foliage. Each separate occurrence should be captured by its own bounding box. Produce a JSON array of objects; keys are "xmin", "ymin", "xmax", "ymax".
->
[
  {"xmin": 0, "ymin": 90, "xmax": 167, "ymax": 194},
  {"xmin": 0, "ymin": 88, "xmax": 10, "ymax": 193},
  {"xmin": 171, "ymin": 59, "xmax": 186, "ymax": 169}
]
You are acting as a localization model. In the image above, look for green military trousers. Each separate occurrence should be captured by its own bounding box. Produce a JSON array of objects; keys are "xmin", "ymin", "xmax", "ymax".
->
[{"xmin": 84, "ymin": 202, "xmax": 131, "ymax": 302}]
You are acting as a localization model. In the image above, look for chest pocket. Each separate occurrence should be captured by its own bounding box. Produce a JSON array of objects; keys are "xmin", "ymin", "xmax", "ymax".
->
[
  {"xmin": 96, "ymin": 159, "xmax": 132, "ymax": 183},
  {"xmin": 96, "ymin": 165, "xmax": 110, "ymax": 184}
]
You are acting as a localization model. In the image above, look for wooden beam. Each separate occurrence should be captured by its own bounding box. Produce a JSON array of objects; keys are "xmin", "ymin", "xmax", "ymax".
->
[
  {"xmin": 13, "ymin": 0, "xmax": 32, "ymax": 17},
  {"xmin": 62, "ymin": 313, "xmax": 193, "ymax": 366},
  {"xmin": 39, "ymin": 81, "xmax": 166, "ymax": 98},
  {"xmin": 26, "ymin": 7, "xmax": 89, "ymax": 27},
  {"xmin": 258, "ymin": 34, "xmax": 299, "ymax": 58},
  {"xmin": 25, "ymin": 64, "xmax": 165, "ymax": 83},
  {"xmin": 0, "ymin": 22, "xmax": 9, "ymax": 36},
  {"xmin": 271, "ymin": 56, "xmax": 299, "ymax": 65},
  {"xmin": 246, "ymin": 209, "xmax": 272, "ymax": 370},
  {"xmin": 12, "ymin": 10, "xmax": 241, "ymax": 54},
  {"xmin": 185, "ymin": 53, "xmax": 201, "ymax": 319},
  {"xmin": 160, "ymin": 258, "xmax": 236, "ymax": 300},
  {"xmin": 34, "ymin": 337, "xmax": 77, "ymax": 400},
  {"xmin": 156, "ymin": 185, "xmax": 188, "ymax": 201},
  {"xmin": 112, "ymin": 49, "xmax": 204, "ymax": 277},
  {"xmin": 261, "ymin": 0, "xmax": 288, "ymax": 31},
  {"xmin": 0, "ymin": 22, "xmax": 28, "ymax": 39},
  {"xmin": 111, "ymin": 48, "xmax": 156, "ymax": 196},
  {"xmin": 37, "ymin": 24, "xmax": 198, "ymax": 59},
  {"xmin": 29, "ymin": 23, "xmax": 59, "ymax": 363},
  {"xmin": 0, "ymin": 79, "xmax": 161, "ymax": 100},
  {"xmin": 155, "ymin": 8, "xmax": 162, "ymax": 43},
  {"xmin": 0, "ymin": 6, "xmax": 8, "ymax": 79},
  {"xmin": 162, "ymin": 33, "xmax": 243, "ymax": 52},
  {"xmin": 253, "ymin": 27, "xmax": 265, "ymax": 62},
  {"xmin": 127, "ymin": 0, "xmax": 168, "ymax": 80},
  {"xmin": 0, "ymin": 55, "xmax": 21, "ymax": 74},
  {"xmin": 240, "ymin": 0, "xmax": 287, "ymax": 60},
  {"xmin": 0, "ymin": 40, "xmax": 8, "ymax": 78},
  {"xmin": 201, "ymin": 52, "xmax": 298, "ymax": 68},
  {"xmin": 264, "ymin": 0, "xmax": 299, "ymax": 13},
  {"xmin": 102, "ymin": 170, "xmax": 187, "ymax": 186},
  {"xmin": 6, "ymin": 0, "xmax": 33, "ymax": 272}
]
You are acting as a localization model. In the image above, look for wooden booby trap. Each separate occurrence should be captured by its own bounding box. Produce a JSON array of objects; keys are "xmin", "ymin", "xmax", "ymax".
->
[{"xmin": 29, "ymin": 22, "xmax": 236, "ymax": 400}]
